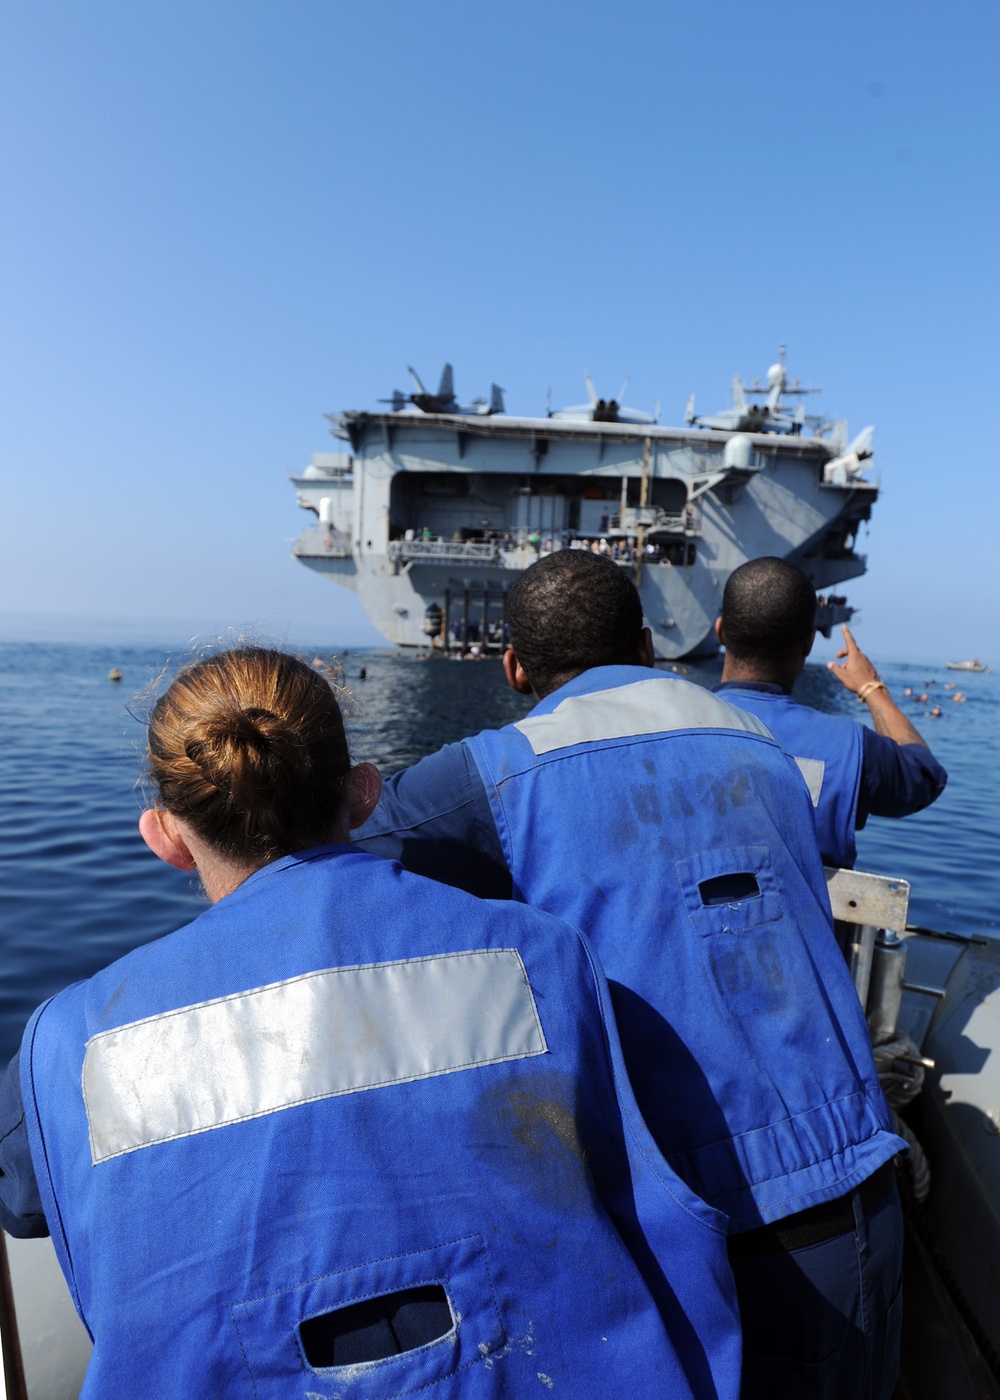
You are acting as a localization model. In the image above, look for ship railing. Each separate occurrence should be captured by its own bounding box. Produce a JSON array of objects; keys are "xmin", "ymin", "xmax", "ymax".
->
[
  {"xmin": 293, "ymin": 526, "xmax": 353, "ymax": 559},
  {"xmin": 606, "ymin": 509, "xmax": 699, "ymax": 536},
  {"xmin": 388, "ymin": 539, "xmax": 500, "ymax": 564}
]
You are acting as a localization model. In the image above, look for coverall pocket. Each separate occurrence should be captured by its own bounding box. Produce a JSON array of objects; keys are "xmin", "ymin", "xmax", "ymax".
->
[
  {"xmin": 231, "ymin": 1233, "xmax": 505, "ymax": 1397},
  {"xmin": 675, "ymin": 845, "xmax": 781, "ymax": 939},
  {"xmin": 676, "ymin": 845, "xmax": 789, "ymax": 1014}
]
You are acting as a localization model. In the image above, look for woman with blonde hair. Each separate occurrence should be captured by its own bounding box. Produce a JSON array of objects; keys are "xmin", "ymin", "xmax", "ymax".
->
[{"xmin": 0, "ymin": 647, "xmax": 739, "ymax": 1399}]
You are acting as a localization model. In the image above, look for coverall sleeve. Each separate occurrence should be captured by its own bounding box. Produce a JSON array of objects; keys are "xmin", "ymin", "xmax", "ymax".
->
[
  {"xmin": 0, "ymin": 1050, "xmax": 48, "ymax": 1238},
  {"xmin": 354, "ymin": 742, "xmax": 512, "ymax": 899},
  {"xmin": 856, "ymin": 729, "xmax": 948, "ymax": 827}
]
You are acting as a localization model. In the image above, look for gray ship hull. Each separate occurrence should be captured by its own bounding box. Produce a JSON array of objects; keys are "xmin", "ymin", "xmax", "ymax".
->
[{"xmin": 292, "ymin": 409, "xmax": 875, "ymax": 658}]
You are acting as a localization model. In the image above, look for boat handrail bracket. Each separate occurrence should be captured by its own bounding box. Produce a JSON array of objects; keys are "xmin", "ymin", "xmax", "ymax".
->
[{"xmin": 824, "ymin": 867, "xmax": 911, "ymax": 933}]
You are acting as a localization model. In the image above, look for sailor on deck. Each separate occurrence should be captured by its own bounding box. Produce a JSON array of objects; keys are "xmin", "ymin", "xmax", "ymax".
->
[
  {"xmin": 0, "ymin": 647, "xmax": 741, "ymax": 1399},
  {"xmin": 712, "ymin": 556, "xmax": 947, "ymax": 870},
  {"xmin": 357, "ymin": 550, "xmax": 907, "ymax": 1400}
]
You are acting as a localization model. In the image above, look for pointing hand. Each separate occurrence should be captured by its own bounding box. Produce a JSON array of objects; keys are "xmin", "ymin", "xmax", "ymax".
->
[{"xmin": 827, "ymin": 625, "xmax": 879, "ymax": 696}]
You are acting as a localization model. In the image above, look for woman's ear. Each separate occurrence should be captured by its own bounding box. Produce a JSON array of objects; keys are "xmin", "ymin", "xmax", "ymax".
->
[
  {"xmin": 139, "ymin": 809, "xmax": 198, "ymax": 871},
  {"xmin": 346, "ymin": 763, "xmax": 382, "ymax": 831}
]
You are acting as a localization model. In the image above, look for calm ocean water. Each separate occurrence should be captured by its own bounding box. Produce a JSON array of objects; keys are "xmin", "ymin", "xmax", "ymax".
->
[{"xmin": 0, "ymin": 641, "xmax": 996, "ymax": 1061}]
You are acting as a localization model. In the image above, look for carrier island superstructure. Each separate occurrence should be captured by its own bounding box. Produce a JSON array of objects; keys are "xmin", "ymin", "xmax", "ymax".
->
[{"xmin": 290, "ymin": 356, "xmax": 879, "ymax": 660}]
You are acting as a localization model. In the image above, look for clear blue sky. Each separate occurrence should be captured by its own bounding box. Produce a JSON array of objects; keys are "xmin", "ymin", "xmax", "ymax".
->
[{"xmin": 1, "ymin": 0, "xmax": 996, "ymax": 660}]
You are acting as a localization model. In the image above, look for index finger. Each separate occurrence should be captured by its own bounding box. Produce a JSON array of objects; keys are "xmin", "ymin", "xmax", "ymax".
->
[{"xmin": 840, "ymin": 625, "xmax": 858, "ymax": 652}]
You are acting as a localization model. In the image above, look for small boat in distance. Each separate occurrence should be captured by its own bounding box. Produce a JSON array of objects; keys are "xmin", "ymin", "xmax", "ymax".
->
[{"xmin": 945, "ymin": 660, "xmax": 989, "ymax": 673}]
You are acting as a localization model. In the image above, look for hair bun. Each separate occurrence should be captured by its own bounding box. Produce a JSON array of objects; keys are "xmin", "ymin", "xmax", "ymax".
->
[
  {"xmin": 147, "ymin": 647, "xmax": 352, "ymax": 864},
  {"xmin": 228, "ymin": 706, "xmax": 281, "ymax": 751},
  {"xmin": 180, "ymin": 704, "xmax": 301, "ymax": 804}
]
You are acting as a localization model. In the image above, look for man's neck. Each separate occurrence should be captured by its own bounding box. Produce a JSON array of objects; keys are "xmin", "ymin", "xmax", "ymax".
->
[{"xmin": 720, "ymin": 657, "xmax": 799, "ymax": 693}]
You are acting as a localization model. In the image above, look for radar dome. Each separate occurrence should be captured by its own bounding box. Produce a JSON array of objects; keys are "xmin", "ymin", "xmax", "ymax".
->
[
  {"xmin": 723, "ymin": 434, "xmax": 753, "ymax": 470},
  {"xmin": 767, "ymin": 363, "xmax": 784, "ymax": 387}
]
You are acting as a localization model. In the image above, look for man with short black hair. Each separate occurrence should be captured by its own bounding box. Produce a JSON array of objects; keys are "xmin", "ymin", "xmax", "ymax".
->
[
  {"xmin": 357, "ymin": 549, "xmax": 905, "ymax": 1400},
  {"xmin": 714, "ymin": 556, "xmax": 946, "ymax": 869}
]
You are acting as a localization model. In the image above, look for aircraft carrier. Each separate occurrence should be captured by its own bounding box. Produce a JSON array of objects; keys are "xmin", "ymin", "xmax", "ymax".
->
[{"xmin": 289, "ymin": 352, "xmax": 879, "ymax": 660}]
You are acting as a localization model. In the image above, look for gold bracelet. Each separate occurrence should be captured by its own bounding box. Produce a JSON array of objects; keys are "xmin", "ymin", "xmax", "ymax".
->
[{"xmin": 857, "ymin": 679, "xmax": 886, "ymax": 703}]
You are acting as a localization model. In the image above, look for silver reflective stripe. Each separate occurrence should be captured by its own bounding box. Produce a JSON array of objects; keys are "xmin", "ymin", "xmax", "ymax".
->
[
  {"xmin": 794, "ymin": 756, "xmax": 826, "ymax": 807},
  {"xmin": 83, "ymin": 950, "xmax": 547, "ymax": 1164},
  {"xmin": 514, "ymin": 677, "xmax": 772, "ymax": 756}
]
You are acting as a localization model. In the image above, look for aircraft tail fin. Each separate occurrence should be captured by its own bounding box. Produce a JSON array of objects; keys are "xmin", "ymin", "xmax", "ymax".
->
[
  {"xmin": 731, "ymin": 374, "xmax": 746, "ymax": 411},
  {"xmin": 584, "ymin": 371, "xmax": 598, "ymax": 407},
  {"xmin": 685, "ymin": 393, "xmax": 696, "ymax": 424},
  {"xmin": 407, "ymin": 365, "xmax": 426, "ymax": 393},
  {"xmin": 489, "ymin": 383, "xmax": 505, "ymax": 414},
  {"xmin": 437, "ymin": 363, "xmax": 454, "ymax": 401},
  {"xmin": 848, "ymin": 425, "xmax": 875, "ymax": 458}
]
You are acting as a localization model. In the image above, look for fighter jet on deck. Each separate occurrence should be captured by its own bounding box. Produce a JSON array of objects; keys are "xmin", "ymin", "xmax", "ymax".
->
[
  {"xmin": 380, "ymin": 364, "xmax": 505, "ymax": 416},
  {"xmin": 823, "ymin": 422, "xmax": 876, "ymax": 483},
  {"xmin": 686, "ymin": 348, "xmax": 824, "ymax": 436},
  {"xmin": 549, "ymin": 373, "xmax": 660, "ymax": 424}
]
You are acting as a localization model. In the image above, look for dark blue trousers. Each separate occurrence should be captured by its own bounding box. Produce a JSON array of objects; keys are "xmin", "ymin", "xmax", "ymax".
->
[{"xmin": 730, "ymin": 1179, "xmax": 904, "ymax": 1399}]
